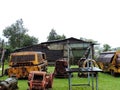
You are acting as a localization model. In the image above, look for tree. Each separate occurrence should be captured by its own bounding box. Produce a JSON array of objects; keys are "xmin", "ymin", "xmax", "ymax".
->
[
  {"xmin": 47, "ymin": 29, "xmax": 57, "ymax": 41},
  {"xmin": 103, "ymin": 44, "xmax": 111, "ymax": 51},
  {"xmin": 56, "ymin": 34, "xmax": 66, "ymax": 40},
  {"xmin": 3, "ymin": 19, "xmax": 38, "ymax": 49},
  {"xmin": 80, "ymin": 37, "xmax": 98, "ymax": 44},
  {"xmin": 47, "ymin": 29, "xmax": 66, "ymax": 41},
  {"xmin": 22, "ymin": 34, "xmax": 38, "ymax": 47}
]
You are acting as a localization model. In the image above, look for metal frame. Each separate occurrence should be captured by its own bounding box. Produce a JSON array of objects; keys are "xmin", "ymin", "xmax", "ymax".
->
[
  {"xmin": 66, "ymin": 67, "xmax": 102, "ymax": 90},
  {"xmin": 66, "ymin": 42, "xmax": 102, "ymax": 90}
]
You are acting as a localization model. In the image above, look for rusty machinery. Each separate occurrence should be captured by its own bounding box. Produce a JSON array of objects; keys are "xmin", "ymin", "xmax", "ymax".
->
[
  {"xmin": 77, "ymin": 45, "xmax": 98, "ymax": 77},
  {"xmin": 97, "ymin": 50, "xmax": 120, "ymax": 76},
  {"xmin": 0, "ymin": 77, "xmax": 18, "ymax": 90},
  {"xmin": 54, "ymin": 59, "xmax": 69, "ymax": 78},
  {"xmin": 27, "ymin": 71, "xmax": 54, "ymax": 90},
  {"xmin": 7, "ymin": 51, "xmax": 48, "ymax": 78},
  {"xmin": 78, "ymin": 59, "xmax": 98, "ymax": 77}
]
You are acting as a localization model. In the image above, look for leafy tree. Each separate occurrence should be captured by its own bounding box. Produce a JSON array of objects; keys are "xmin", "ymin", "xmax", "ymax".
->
[
  {"xmin": 47, "ymin": 29, "xmax": 57, "ymax": 41},
  {"xmin": 103, "ymin": 44, "xmax": 111, "ymax": 51},
  {"xmin": 47, "ymin": 29, "xmax": 66, "ymax": 41},
  {"xmin": 56, "ymin": 34, "xmax": 66, "ymax": 40},
  {"xmin": 3, "ymin": 19, "xmax": 38, "ymax": 49},
  {"xmin": 22, "ymin": 34, "xmax": 38, "ymax": 47},
  {"xmin": 80, "ymin": 37, "xmax": 98, "ymax": 44}
]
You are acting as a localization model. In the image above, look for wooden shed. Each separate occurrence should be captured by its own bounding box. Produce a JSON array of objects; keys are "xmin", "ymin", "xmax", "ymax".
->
[{"xmin": 14, "ymin": 37, "xmax": 95, "ymax": 65}]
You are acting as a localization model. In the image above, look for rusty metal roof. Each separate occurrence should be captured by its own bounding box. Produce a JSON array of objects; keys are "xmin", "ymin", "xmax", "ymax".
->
[{"xmin": 41, "ymin": 37, "xmax": 94, "ymax": 45}]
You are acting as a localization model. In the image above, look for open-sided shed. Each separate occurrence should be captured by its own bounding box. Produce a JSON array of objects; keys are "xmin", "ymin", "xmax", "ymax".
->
[
  {"xmin": 14, "ymin": 37, "xmax": 95, "ymax": 65},
  {"xmin": 41, "ymin": 37, "xmax": 95, "ymax": 65}
]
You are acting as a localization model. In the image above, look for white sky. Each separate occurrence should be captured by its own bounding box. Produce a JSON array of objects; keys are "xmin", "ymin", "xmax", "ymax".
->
[{"xmin": 0, "ymin": 0, "xmax": 120, "ymax": 48}]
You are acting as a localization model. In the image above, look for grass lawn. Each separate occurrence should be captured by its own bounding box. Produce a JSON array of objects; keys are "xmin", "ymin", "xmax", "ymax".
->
[{"xmin": 0, "ymin": 66, "xmax": 120, "ymax": 90}]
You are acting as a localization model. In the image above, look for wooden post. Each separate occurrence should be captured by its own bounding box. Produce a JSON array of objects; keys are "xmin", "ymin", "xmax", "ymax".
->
[
  {"xmin": 91, "ymin": 43, "xmax": 94, "ymax": 59},
  {"xmin": 67, "ymin": 40, "xmax": 70, "ymax": 68},
  {"xmin": 0, "ymin": 40, "xmax": 5, "ymax": 76},
  {"xmin": 1, "ymin": 49, "xmax": 6, "ymax": 76}
]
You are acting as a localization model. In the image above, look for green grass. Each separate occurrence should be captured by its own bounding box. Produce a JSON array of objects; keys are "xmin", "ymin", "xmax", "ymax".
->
[
  {"xmin": 0, "ymin": 66, "xmax": 120, "ymax": 90},
  {"xmin": 98, "ymin": 73, "xmax": 120, "ymax": 90}
]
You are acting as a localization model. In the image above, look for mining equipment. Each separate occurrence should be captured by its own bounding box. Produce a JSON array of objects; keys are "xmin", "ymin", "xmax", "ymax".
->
[
  {"xmin": 7, "ymin": 51, "xmax": 48, "ymax": 78},
  {"xmin": 0, "ymin": 77, "xmax": 18, "ymax": 90},
  {"xmin": 97, "ymin": 50, "xmax": 120, "ymax": 76},
  {"xmin": 28, "ymin": 71, "xmax": 54, "ymax": 90},
  {"xmin": 54, "ymin": 59, "xmax": 69, "ymax": 78},
  {"xmin": 78, "ymin": 59, "xmax": 98, "ymax": 77}
]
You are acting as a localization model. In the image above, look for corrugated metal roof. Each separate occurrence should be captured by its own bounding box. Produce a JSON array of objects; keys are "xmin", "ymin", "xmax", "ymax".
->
[{"xmin": 41, "ymin": 37, "xmax": 95, "ymax": 44}]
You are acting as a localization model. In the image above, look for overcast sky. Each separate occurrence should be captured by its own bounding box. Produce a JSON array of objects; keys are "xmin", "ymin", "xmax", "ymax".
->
[{"xmin": 0, "ymin": 0, "xmax": 120, "ymax": 48}]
